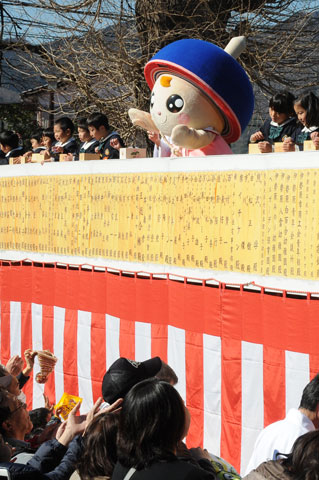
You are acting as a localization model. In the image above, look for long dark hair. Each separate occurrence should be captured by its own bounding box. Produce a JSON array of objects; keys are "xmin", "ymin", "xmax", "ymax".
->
[
  {"xmin": 77, "ymin": 411, "xmax": 119, "ymax": 480},
  {"xmin": 117, "ymin": 378, "xmax": 186, "ymax": 470},
  {"xmin": 294, "ymin": 92, "xmax": 319, "ymax": 127},
  {"xmin": 281, "ymin": 430, "xmax": 319, "ymax": 480}
]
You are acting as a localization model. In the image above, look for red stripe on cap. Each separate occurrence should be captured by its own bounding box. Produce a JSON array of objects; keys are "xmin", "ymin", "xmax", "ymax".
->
[{"xmin": 144, "ymin": 60, "xmax": 241, "ymax": 143}]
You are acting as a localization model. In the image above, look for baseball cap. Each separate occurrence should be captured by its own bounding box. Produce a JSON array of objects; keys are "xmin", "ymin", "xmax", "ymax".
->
[{"xmin": 102, "ymin": 357, "xmax": 162, "ymax": 404}]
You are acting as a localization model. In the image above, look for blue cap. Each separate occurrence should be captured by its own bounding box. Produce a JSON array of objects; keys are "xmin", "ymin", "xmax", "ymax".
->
[{"xmin": 144, "ymin": 39, "xmax": 254, "ymax": 143}]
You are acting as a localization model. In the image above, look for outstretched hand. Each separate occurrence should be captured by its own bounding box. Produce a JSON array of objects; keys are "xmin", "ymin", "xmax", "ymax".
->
[
  {"xmin": 128, "ymin": 108, "xmax": 159, "ymax": 133},
  {"xmin": 23, "ymin": 349, "xmax": 37, "ymax": 376},
  {"xmin": 57, "ymin": 402, "xmax": 86, "ymax": 446},
  {"xmin": 56, "ymin": 397, "xmax": 123, "ymax": 446},
  {"xmin": 6, "ymin": 355, "xmax": 23, "ymax": 376},
  {"xmin": 85, "ymin": 397, "xmax": 123, "ymax": 432}
]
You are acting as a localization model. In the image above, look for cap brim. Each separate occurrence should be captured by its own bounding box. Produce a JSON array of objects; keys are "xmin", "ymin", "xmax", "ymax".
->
[{"xmin": 141, "ymin": 357, "xmax": 162, "ymax": 378}]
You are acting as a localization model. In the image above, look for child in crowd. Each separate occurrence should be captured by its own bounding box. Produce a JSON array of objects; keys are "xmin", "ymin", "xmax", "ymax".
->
[
  {"xmin": 250, "ymin": 91, "xmax": 298, "ymax": 153},
  {"xmin": 86, "ymin": 112, "xmax": 125, "ymax": 160},
  {"xmin": 283, "ymin": 92, "xmax": 319, "ymax": 151},
  {"xmin": 30, "ymin": 132, "xmax": 46, "ymax": 153},
  {"xmin": 53, "ymin": 116, "xmax": 78, "ymax": 161},
  {"xmin": 75, "ymin": 118, "xmax": 99, "ymax": 160},
  {"xmin": 0, "ymin": 131, "xmax": 24, "ymax": 165},
  {"xmin": 40, "ymin": 130, "xmax": 56, "ymax": 162},
  {"xmin": 42, "ymin": 130, "xmax": 56, "ymax": 152},
  {"xmin": 23, "ymin": 132, "xmax": 46, "ymax": 162}
]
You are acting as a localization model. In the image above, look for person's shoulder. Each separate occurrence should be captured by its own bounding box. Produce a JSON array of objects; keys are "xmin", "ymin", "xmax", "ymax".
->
[
  {"xmin": 243, "ymin": 459, "xmax": 289, "ymax": 480},
  {"xmin": 112, "ymin": 462, "xmax": 129, "ymax": 480},
  {"xmin": 283, "ymin": 117, "xmax": 299, "ymax": 132},
  {"xmin": 152, "ymin": 459, "xmax": 214, "ymax": 479},
  {"xmin": 170, "ymin": 459, "xmax": 214, "ymax": 479},
  {"xmin": 9, "ymin": 147, "xmax": 24, "ymax": 157},
  {"xmin": 84, "ymin": 139, "xmax": 100, "ymax": 153},
  {"xmin": 260, "ymin": 118, "xmax": 271, "ymax": 129},
  {"xmin": 112, "ymin": 461, "xmax": 214, "ymax": 480},
  {"xmin": 2, "ymin": 461, "xmax": 45, "ymax": 479},
  {"xmin": 258, "ymin": 416, "xmax": 286, "ymax": 435}
]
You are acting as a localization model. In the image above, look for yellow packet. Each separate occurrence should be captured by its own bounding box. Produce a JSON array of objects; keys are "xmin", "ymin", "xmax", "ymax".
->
[{"xmin": 54, "ymin": 392, "xmax": 82, "ymax": 420}]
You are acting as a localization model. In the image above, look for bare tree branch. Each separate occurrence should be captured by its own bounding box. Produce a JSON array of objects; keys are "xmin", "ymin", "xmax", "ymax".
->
[{"xmin": 2, "ymin": 0, "xmax": 319, "ymax": 147}]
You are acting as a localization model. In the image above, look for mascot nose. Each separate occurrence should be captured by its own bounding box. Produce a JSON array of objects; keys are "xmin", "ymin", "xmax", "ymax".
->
[{"xmin": 157, "ymin": 111, "xmax": 161, "ymax": 116}]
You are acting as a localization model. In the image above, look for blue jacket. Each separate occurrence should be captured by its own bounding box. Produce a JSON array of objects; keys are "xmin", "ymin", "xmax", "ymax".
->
[{"xmin": 0, "ymin": 436, "xmax": 82, "ymax": 480}]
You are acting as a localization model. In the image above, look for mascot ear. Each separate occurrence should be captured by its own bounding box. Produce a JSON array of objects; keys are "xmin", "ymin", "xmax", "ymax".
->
[
  {"xmin": 224, "ymin": 36, "xmax": 246, "ymax": 59},
  {"xmin": 128, "ymin": 108, "xmax": 159, "ymax": 133}
]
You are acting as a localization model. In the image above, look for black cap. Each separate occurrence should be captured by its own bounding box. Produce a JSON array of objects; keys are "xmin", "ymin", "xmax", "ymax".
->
[{"xmin": 102, "ymin": 357, "xmax": 162, "ymax": 404}]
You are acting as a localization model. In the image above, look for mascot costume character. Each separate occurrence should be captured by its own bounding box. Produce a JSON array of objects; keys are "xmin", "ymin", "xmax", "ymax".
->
[{"xmin": 129, "ymin": 36, "xmax": 254, "ymax": 156}]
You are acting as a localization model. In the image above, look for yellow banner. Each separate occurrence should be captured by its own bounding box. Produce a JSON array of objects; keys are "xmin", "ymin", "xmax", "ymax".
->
[{"xmin": 0, "ymin": 169, "xmax": 318, "ymax": 279}]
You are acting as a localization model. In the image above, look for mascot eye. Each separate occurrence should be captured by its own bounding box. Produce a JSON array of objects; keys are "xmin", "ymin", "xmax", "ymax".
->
[
  {"xmin": 150, "ymin": 93, "xmax": 155, "ymax": 109},
  {"xmin": 166, "ymin": 94, "xmax": 184, "ymax": 113}
]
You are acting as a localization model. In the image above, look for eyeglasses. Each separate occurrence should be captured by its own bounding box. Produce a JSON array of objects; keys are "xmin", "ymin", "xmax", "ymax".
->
[{"xmin": 9, "ymin": 401, "xmax": 27, "ymax": 415}]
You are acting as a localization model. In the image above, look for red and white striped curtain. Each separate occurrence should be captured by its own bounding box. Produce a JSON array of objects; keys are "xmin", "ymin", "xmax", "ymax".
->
[{"xmin": 1, "ymin": 261, "xmax": 319, "ymax": 474}]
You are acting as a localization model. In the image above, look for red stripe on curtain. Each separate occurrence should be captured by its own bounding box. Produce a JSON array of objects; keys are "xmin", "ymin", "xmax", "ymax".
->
[
  {"xmin": 220, "ymin": 337, "xmax": 242, "ymax": 473},
  {"xmin": 91, "ymin": 313, "xmax": 107, "ymax": 403},
  {"xmin": 63, "ymin": 309, "xmax": 78, "ymax": 397},
  {"xmin": 185, "ymin": 330, "xmax": 204, "ymax": 448},
  {"xmin": 263, "ymin": 346, "xmax": 286, "ymax": 427},
  {"xmin": 21, "ymin": 302, "xmax": 33, "ymax": 409},
  {"xmin": 0, "ymin": 301, "xmax": 11, "ymax": 365}
]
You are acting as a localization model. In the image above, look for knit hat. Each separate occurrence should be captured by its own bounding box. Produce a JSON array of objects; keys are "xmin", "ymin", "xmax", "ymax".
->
[{"xmin": 102, "ymin": 357, "xmax": 162, "ymax": 404}]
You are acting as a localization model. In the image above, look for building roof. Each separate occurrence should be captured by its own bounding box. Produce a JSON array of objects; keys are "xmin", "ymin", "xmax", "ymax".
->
[{"xmin": 0, "ymin": 87, "xmax": 21, "ymax": 104}]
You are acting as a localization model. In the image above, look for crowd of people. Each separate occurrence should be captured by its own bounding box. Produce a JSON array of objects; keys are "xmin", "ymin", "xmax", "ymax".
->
[
  {"xmin": 0, "ymin": 352, "xmax": 319, "ymax": 479},
  {"xmin": 0, "ymin": 113, "xmax": 125, "ymax": 165},
  {"xmin": 1, "ymin": 90, "xmax": 319, "ymax": 164}
]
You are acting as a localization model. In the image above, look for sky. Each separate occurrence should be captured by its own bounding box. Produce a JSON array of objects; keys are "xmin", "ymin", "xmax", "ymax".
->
[
  {"xmin": 3, "ymin": 0, "xmax": 126, "ymax": 43},
  {"xmin": 3, "ymin": 0, "xmax": 319, "ymax": 45}
]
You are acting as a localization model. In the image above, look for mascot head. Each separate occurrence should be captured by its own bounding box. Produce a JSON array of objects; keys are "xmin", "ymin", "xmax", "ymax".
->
[{"xmin": 144, "ymin": 38, "xmax": 254, "ymax": 143}]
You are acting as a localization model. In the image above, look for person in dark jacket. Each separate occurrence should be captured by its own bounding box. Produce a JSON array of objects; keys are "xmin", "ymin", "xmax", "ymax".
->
[
  {"xmin": 52, "ymin": 117, "xmax": 78, "ymax": 161},
  {"xmin": 113, "ymin": 378, "xmax": 218, "ymax": 480},
  {"xmin": 87, "ymin": 112, "xmax": 125, "ymax": 160},
  {"xmin": 0, "ymin": 391, "xmax": 33, "ymax": 455},
  {"xmin": 0, "ymin": 400, "xmax": 84, "ymax": 480},
  {"xmin": 75, "ymin": 117, "xmax": 99, "ymax": 160},
  {"xmin": 0, "ymin": 131, "xmax": 24, "ymax": 164},
  {"xmin": 249, "ymin": 91, "xmax": 298, "ymax": 153},
  {"xmin": 283, "ymin": 92, "xmax": 319, "ymax": 151}
]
